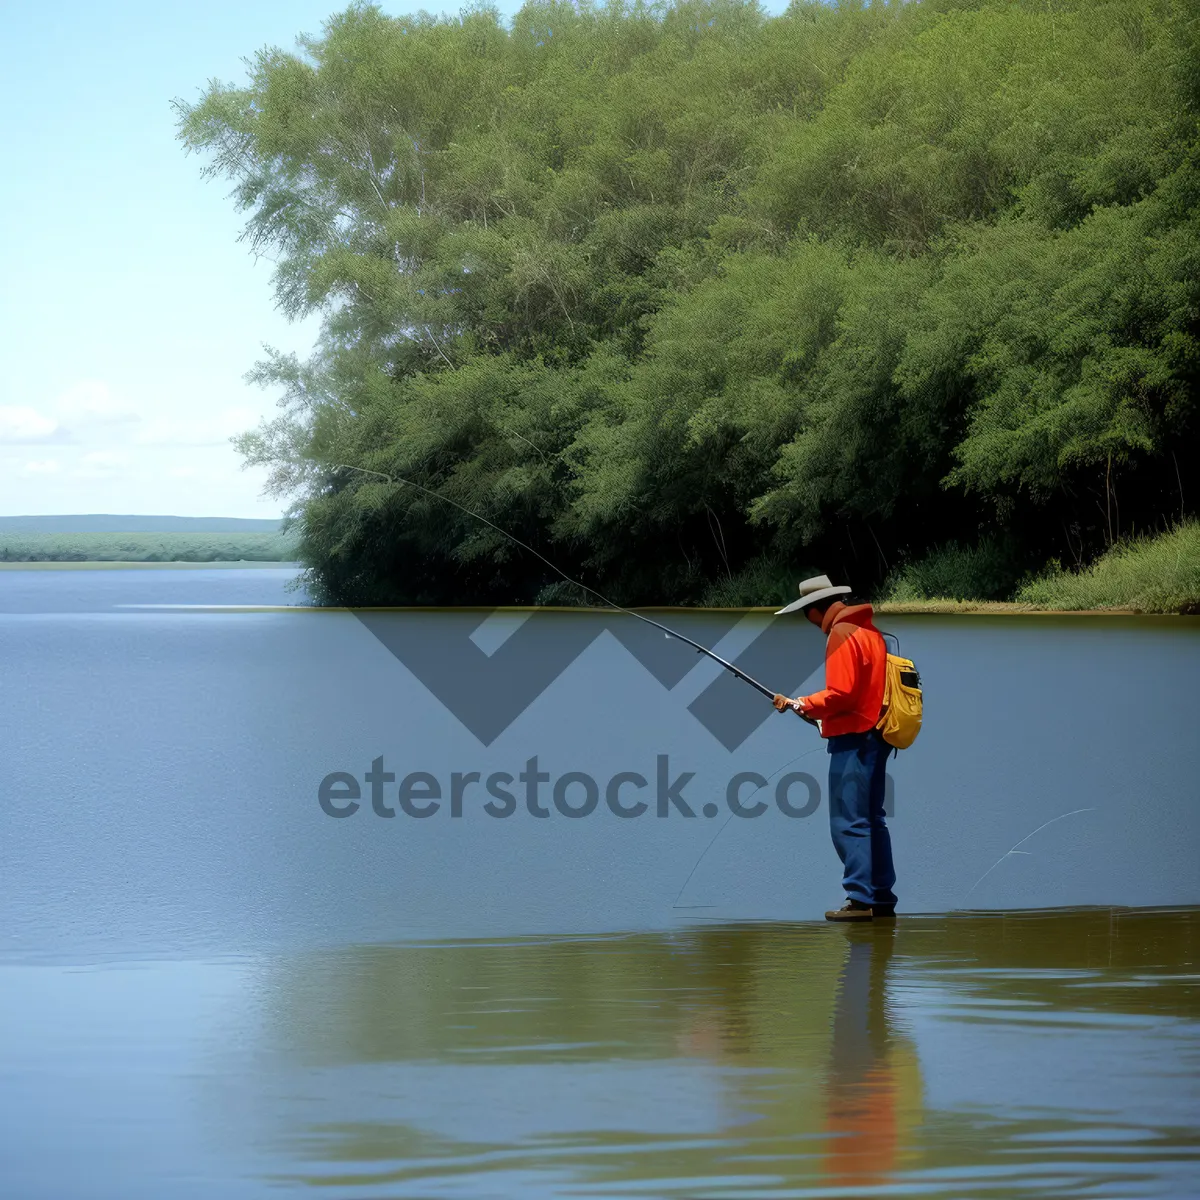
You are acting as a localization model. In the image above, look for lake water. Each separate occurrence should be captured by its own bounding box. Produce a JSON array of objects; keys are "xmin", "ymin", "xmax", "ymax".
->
[
  {"xmin": 2, "ymin": 912, "xmax": 1197, "ymax": 1199},
  {"xmin": 0, "ymin": 564, "xmax": 306, "ymax": 612},
  {"xmin": 2, "ymin": 569, "xmax": 1198, "ymax": 1198}
]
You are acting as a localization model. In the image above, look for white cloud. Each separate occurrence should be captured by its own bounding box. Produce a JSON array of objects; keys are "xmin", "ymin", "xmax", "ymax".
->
[
  {"xmin": 0, "ymin": 383, "xmax": 142, "ymax": 447},
  {"xmin": 73, "ymin": 450, "xmax": 131, "ymax": 477},
  {"xmin": 21, "ymin": 458, "xmax": 61, "ymax": 475},
  {"xmin": 133, "ymin": 407, "xmax": 259, "ymax": 447},
  {"xmin": 54, "ymin": 381, "xmax": 140, "ymax": 425},
  {"xmin": 1, "ymin": 367, "xmax": 295, "ymax": 516},
  {"xmin": 0, "ymin": 405, "xmax": 61, "ymax": 443}
]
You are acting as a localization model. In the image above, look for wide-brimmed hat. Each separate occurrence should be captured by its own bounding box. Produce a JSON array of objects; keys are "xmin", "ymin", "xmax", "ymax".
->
[{"xmin": 775, "ymin": 574, "xmax": 851, "ymax": 616}]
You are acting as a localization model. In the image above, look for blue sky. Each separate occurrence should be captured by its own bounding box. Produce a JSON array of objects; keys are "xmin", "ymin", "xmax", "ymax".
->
[{"xmin": 0, "ymin": 1, "xmax": 783, "ymax": 518}]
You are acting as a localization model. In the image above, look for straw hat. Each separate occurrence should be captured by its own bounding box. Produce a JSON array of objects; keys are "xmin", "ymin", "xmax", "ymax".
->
[{"xmin": 775, "ymin": 574, "xmax": 851, "ymax": 616}]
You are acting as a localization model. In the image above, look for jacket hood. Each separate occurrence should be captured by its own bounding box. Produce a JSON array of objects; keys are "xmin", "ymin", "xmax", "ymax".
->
[{"xmin": 820, "ymin": 601, "xmax": 875, "ymax": 636}]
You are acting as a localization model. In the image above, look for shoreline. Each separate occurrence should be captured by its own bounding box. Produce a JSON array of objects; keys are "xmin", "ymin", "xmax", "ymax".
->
[{"xmin": 2, "ymin": 563, "xmax": 1193, "ymax": 616}]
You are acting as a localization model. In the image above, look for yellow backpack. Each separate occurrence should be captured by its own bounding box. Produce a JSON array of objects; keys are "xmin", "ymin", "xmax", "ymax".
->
[{"xmin": 876, "ymin": 636, "xmax": 923, "ymax": 750}]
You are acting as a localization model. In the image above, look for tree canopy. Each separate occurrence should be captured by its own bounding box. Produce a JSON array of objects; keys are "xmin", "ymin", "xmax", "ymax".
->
[{"xmin": 177, "ymin": 0, "xmax": 1200, "ymax": 606}]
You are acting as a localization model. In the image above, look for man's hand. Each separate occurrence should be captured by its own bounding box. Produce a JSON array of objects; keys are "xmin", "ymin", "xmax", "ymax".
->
[{"xmin": 775, "ymin": 693, "xmax": 816, "ymax": 722}]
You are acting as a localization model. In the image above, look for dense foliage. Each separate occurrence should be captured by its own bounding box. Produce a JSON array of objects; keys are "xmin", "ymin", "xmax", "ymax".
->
[
  {"xmin": 0, "ymin": 532, "xmax": 299, "ymax": 563},
  {"xmin": 178, "ymin": 0, "xmax": 1200, "ymax": 606}
]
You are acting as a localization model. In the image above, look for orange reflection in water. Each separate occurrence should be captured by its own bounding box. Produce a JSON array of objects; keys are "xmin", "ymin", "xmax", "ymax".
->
[{"xmin": 822, "ymin": 924, "xmax": 919, "ymax": 1188}]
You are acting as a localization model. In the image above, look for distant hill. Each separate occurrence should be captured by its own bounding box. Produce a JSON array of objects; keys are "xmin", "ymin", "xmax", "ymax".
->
[{"xmin": 0, "ymin": 514, "xmax": 283, "ymax": 533}]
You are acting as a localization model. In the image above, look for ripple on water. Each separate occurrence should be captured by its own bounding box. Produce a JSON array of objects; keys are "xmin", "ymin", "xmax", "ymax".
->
[{"xmin": 1, "ymin": 909, "xmax": 1198, "ymax": 1198}]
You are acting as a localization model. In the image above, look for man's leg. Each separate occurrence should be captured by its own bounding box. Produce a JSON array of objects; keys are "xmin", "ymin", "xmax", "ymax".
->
[
  {"xmin": 828, "ymin": 736, "xmax": 873, "ymax": 906},
  {"xmin": 867, "ymin": 735, "xmax": 898, "ymax": 910}
]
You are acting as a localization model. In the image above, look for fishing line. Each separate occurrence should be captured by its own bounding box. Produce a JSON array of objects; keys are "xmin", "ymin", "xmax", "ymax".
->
[
  {"xmin": 332, "ymin": 462, "xmax": 779, "ymax": 699},
  {"xmin": 334, "ymin": 461, "xmax": 825, "ymax": 906},
  {"xmin": 671, "ymin": 743, "xmax": 823, "ymax": 910}
]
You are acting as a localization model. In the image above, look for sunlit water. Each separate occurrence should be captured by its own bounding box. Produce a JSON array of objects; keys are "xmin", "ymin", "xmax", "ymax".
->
[
  {"xmin": 2, "ymin": 571, "xmax": 1197, "ymax": 1197},
  {"xmin": 2, "ymin": 911, "xmax": 1197, "ymax": 1199},
  {"xmin": 0, "ymin": 564, "xmax": 305, "ymax": 612}
]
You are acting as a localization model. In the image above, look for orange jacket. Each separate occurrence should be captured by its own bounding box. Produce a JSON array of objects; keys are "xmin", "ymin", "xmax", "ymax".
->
[{"xmin": 799, "ymin": 602, "xmax": 887, "ymax": 738}]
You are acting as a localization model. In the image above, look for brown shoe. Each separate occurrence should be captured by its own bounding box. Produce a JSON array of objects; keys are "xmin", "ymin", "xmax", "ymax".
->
[
  {"xmin": 825, "ymin": 899, "xmax": 873, "ymax": 922},
  {"xmin": 873, "ymin": 905, "xmax": 897, "ymax": 920}
]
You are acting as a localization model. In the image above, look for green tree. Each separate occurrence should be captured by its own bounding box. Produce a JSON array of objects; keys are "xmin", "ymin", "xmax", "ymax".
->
[{"xmin": 178, "ymin": 0, "xmax": 1199, "ymax": 605}]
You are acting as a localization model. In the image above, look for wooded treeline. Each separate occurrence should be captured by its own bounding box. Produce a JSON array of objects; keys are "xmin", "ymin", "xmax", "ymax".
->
[
  {"xmin": 178, "ymin": 0, "xmax": 1200, "ymax": 606},
  {"xmin": 0, "ymin": 532, "xmax": 299, "ymax": 563}
]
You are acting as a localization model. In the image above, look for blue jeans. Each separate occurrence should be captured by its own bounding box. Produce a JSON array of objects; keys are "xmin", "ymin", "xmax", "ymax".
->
[{"xmin": 827, "ymin": 730, "xmax": 897, "ymax": 908}]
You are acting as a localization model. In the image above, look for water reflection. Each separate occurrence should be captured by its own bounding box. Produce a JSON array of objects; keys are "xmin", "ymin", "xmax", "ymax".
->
[
  {"xmin": 2, "ymin": 910, "xmax": 1197, "ymax": 1199},
  {"xmin": 243, "ymin": 911, "xmax": 1199, "ymax": 1197},
  {"xmin": 255, "ymin": 924, "xmax": 866, "ymax": 1190},
  {"xmin": 822, "ymin": 925, "xmax": 920, "ymax": 1189}
]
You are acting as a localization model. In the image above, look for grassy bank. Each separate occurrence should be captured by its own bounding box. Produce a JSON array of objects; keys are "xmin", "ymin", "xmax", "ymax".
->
[
  {"xmin": 878, "ymin": 523, "xmax": 1199, "ymax": 615},
  {"xmin": 0, "ymin": 531, "xmax": 299, "ymax": 563},
  {"xmin": 1014, "ymin": 522, "xmax": 1200, "ymax": 614}
]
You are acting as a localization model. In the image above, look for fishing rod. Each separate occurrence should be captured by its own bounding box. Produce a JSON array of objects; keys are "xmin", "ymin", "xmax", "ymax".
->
[{"xmin": 332, "ymin": 462, "xmax": 779, "ymax": 701}]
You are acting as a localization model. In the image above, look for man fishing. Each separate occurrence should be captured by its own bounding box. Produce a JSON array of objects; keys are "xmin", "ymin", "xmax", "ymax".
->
[
  {"xmin": 772, "ymin": 576, "xmax": 896, "ymax": 923},
  {"xmin": 336, "ymin": 467, "xmax": 906, "ymax": 925}
]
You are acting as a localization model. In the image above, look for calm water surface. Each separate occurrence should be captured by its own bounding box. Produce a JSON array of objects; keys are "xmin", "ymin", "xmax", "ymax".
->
[
  {"xmin": 3, "ymin": 571, "xmax": 1198, "ymax": 1196},
  {"xmin": 0, "ymin": 564, "xmax": 305, "ymax": 612},
  {"xmin": 2, "ymin": 910, "xmax": 1197, "ymax": 1199}
]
